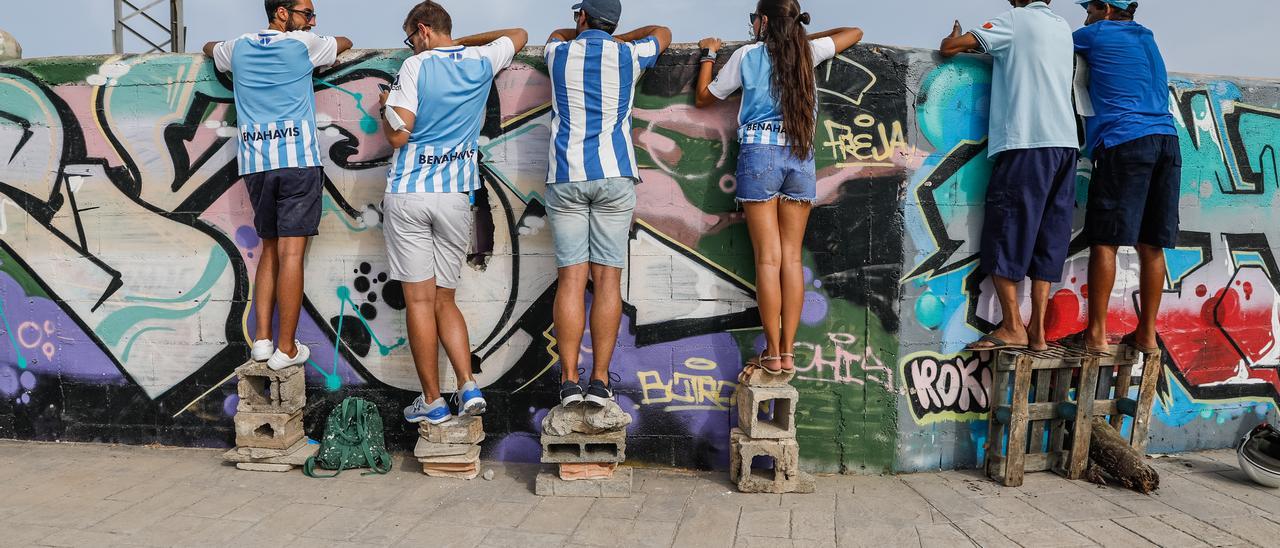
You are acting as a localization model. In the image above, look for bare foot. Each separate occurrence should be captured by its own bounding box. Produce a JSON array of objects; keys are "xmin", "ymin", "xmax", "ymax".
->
[
  {"xmin": 1028, "ymin": 326, "xmax": 1051, "ymax": 352},
  {"xmin": 967, "ymin": 324, "xmax": 1029, "ymax": 350}
]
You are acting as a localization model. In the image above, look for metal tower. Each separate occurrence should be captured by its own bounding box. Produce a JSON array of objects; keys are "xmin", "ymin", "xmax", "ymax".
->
[{"xmin": 113, "ymin": 0, "xmax": 186, "ymax": 54}]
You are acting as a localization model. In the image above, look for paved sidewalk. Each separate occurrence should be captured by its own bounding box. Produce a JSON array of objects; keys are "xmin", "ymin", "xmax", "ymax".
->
[{"xmin": 1, "ymin": 441, "xmax": 1278, "ymax": 547}]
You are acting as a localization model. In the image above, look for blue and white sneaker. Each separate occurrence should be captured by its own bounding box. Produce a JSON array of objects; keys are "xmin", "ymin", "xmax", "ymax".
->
[
  {"xmin": 404, "ymin": 395, "xmax": 451, "ymax": 425},
  {"xmin": 455, "ymin": 380, "xmax": 487, "ymax": 417}
]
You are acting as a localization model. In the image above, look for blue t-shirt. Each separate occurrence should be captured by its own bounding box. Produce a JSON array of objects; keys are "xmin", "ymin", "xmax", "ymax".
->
[
  {"xmin": 384, "ymin": 37, "xmax": 516, "ymax": 193},
  {"xmin": 1073, "ymin": 20, "xmax": 1176, "ymax": 156},
  {"xmin": 705, "ymin": 37, "xmax": 838, "ymax": 147},
  {"xmin": 544, "ymin": 30, "xmax": 660, "ymax": 184},
  {"xmin": 970, "ymin": 2, "xmax": 1078, "ymax": 157},
  {"xmin": 212, "ymin": 30, "xmax": 338, "ymax": 176}
]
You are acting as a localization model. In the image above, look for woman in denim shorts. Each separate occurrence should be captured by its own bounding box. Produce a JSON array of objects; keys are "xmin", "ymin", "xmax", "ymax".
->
[{"xmin": 694, "ymin": 0, "xmax": 862, "ymax": 375}]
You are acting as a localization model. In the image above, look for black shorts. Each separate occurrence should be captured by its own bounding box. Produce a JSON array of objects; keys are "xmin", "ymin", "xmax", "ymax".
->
[
  {"xmin": 980, "ymin": 147, "xmax": 1079, "ymax": 283},
  {"xmin": 244, "ymin": 167, "xmax": 324, "ymax": 239},
  {"xmin": 1085, "ymin": 134, "xmax": 1182, "ymax": 248}
]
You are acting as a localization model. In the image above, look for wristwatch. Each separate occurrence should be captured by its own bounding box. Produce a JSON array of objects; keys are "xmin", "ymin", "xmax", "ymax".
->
[{"xmin": 699, "ymin": 48, "xmax": 717, "ymax": 63}]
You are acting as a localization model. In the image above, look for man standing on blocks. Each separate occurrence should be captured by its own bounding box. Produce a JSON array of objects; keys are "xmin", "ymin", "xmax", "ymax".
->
[
  {"xmin": 204, "ymin": 0, "xmax": 352, "ymax": 370},
  {"xmin": 1069, "ymin": 0, "xmax": 1180, "ymax": 354},
  {"xmin": 544, "ymin": 0, "xmax": 670, "ymax": 407},
  {"xmin": 378, "ymin": 1, "xmax": 527, "ymax": 424},
  {"xmin": 940, "ymin": 0, "xmax": 1079, "ymax": 353}
]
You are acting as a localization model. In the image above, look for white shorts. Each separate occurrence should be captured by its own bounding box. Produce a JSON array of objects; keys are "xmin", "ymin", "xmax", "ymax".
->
[{"xmin": 382, "ymin": 192, "xmax": 473, "ymax": 288}]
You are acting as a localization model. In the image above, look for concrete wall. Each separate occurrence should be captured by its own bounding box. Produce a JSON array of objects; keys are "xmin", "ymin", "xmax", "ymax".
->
[{"xmin": 0, "ymin": 44, "xmax": 1276, "ymax": 473}]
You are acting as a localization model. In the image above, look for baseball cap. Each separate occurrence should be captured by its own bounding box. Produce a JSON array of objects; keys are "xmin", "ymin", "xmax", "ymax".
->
[
  {"xmin": 572, "ymin": 0, "xmax": 622, "ymax": 25},
  {"xmin": 1075, "ymin": 0, "xmax": 1136, "ymax": 9}
]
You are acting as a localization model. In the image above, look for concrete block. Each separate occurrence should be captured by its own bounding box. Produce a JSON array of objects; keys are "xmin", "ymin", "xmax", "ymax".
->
[
  {"xmin": 235, "ymin": 462, "xmax": 294, "ymax": 473},
  {"xmin": 422, "ymin": 461, "xmax": 480, "ymax": 480},
  {"xmin": 540, "ymin": 429, "xmax": 627, "ymax": 464},
  {"xmin": 729, "ymin": 427, "xmax": 809, "ymax": 494},
  {"xmin": 235, "ymin": 360, "xmax": 304, "ymax": 414},
  {"xmin": 735, "ymin": 384, "xmax": 798, "ymax": 439},
  {"xmin": 222, "ymin": 437, "xmax": 316, "ymax": 465},
  {"xmin": 233, "ymin": 409, "xmax": 304, "ymax": 450},
  {"xmin": 535, "ymin": 466, "xmax": 633, "ymax": 498},
  {"xmin": 417, "ymin": 445, "xmax": 480, "ymax": 465},
  {"xmin": 559, "ymin": 462, "xmax": 617, "ymax": 481},
  {"xmin": 413, "ymin": 436, "xmax": 476, "ymax": 458},
  {"xmin": 419, "ymin": 415, "xmax": 485, "ymax": 445}
]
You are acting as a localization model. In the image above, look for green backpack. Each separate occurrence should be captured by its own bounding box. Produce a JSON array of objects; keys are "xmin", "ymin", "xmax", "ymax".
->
[{"xmin": 304, "ymin": 397, "xmax": 394, "ymax": 478}]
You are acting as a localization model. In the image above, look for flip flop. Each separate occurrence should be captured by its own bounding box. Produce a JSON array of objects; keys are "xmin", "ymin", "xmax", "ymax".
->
[
  {"xmin": 964, "ymin": 334, "xmax": 1026, "ymax": 352},
  {"xmin": 1120, "ymin": 332, "xmax": 1160, "ymax": 355},
  {"xmin": 1057, "ymin": 331, "xmax": 1111, "ymax": 355}
]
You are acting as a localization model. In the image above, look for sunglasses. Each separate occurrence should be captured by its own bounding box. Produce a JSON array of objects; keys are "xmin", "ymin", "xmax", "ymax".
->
[
  {"xmin": 749, "ymin": 12, "xmax": 760, "ymax": 24},
  {"xmin": 286, "ymin": 8, "xmax": 317, "ymax": 21}
]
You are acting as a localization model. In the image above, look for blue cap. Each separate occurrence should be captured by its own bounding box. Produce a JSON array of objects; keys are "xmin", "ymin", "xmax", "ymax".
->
[
  {"xmin": 1076, "ymin": 0, "xmax": 1135, "ymax": 9},
  {"xmin": 573, "ymin": 0, "xmax": 622, "ymax": 25}
]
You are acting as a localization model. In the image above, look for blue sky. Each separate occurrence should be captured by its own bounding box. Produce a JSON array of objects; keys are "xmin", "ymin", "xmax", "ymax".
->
[{"xmin": 3, "ymin": 0, "xmax": 1277, "ymax": 78}]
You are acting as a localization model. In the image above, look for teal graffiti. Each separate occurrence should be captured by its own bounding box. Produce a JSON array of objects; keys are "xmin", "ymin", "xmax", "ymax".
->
[
  {"xmin": 335, "ymin": 285, "xmax": 406, "ymax": 356},
  {"xmin": 307, "ymin": 358, "xmax": 342, "ymax": 392},
  {"xmin": 313, "ymin": 77, "xmax": 379, "ymax": 134},
  {"xmin": 121, "ymin": 327, "xmax": 176, "ymax": 362},
  {"xmin": 0, "ymin": 297, "xmax": 28, "ymax": 370},
  {"xmin": 95, "ymin": 296, "xmax": 211, "ymax": 347},
  {"xmin": 125, "ymin": 247, "xmax": 229, "ymax": 304}
]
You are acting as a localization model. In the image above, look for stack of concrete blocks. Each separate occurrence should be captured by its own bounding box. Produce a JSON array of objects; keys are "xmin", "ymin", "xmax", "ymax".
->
[
  {"xmin": 416, "ymin": 416, "xmax": 484, "ymax": 479},
  {"xmin": 534, "ymin": 401, "xmax": 634, "ymax": 497},
  {"xmin": 730, "ymin": 368, "xmax": 815, "ymax": 493},
  {"xmin": 222, "ymin": 361, "xmax": 316, "ymax": 472}
]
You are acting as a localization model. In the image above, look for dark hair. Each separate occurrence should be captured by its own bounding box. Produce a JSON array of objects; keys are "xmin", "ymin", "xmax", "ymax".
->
[
  {"xmin": 756, "ymin": 0, "xmax": 815, "ymax": 159},
  {"xmin": 1090, "ymin": 0, "xmax": 1138, "ymax": 19},
  {"xmin": 264, "ymin": 0, "xmax": 297, "ymax": 23},
  {"xmin": 584, "ymin": 13, "xmax": 618, "ymax": 35},
  {"xmin": 404, "ymin": 1, "xmax": 453, "ymax": 35}
]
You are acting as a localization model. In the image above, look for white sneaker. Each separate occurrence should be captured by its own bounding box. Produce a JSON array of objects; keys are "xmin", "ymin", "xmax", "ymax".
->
[
  {"xmin": 251, "ymin": 339, "xmax": 273, "ymax": 362},
  {"xmin": 266, "ymin": 341, "xmax": 309, "ymax": 371}
]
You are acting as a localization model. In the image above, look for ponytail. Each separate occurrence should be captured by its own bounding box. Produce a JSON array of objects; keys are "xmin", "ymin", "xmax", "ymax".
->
[{"xmin": 757, "ymin": 0, "xmax": 816, "ymax": 159}]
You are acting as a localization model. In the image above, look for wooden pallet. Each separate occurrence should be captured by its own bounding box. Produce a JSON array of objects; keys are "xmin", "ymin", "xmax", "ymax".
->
[{"xmin": 984, "ymin": 344, "xmax": 1160, "ymax": 487}]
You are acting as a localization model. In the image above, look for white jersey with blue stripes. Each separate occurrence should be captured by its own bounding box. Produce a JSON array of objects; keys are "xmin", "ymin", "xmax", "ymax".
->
[
  {"xmin": 384, "ymin": 37, "xmax": 516, "ymax": 194},
  {"xmin": 212, "ymin": 30, "xmax": 338, "ymax": 176},
  {"xmin": 706, "ymin": 38, "xmax": 838, "ymax": 147},
  {"xmin": 544, "ymin": 30, "xmax": 660, "ymax": 184}
]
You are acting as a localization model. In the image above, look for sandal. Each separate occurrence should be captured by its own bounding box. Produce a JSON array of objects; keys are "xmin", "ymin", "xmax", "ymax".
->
[
  {"xmin": 780, "ymin": 352, "xmax": 797, "ymax": 373},
  {"xmin": 964, "ymin": 334, "xmax": 1027, "ymax": 352},
  {"xmin": 1119, "ymin": 332, "xmax": 1160, "ymax": 355},
  {"xmin": 738, "ymin": 354, "xmax": 784, "ymax": 384}
]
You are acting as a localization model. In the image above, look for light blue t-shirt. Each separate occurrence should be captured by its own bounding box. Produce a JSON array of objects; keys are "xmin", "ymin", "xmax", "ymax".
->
[
  {"xmin": 706, "ymin": 38, "xmax": 838, "ymax": 147},
  {"xmin": 970, "ymin": 2, "xmax": 1078, "ymax": 157},
  {"xmin": 384, "ymin": 37, "xmax": 516, "ymax": 193},
  {"xmin": 212, "ymin": 30, "xmax": 338, "ymax": 175}
]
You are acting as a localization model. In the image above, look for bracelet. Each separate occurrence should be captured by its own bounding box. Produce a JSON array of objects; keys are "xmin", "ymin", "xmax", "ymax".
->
[{"xmin": 699, "ymin": 56, "xmax": 716, "ymax": 63}]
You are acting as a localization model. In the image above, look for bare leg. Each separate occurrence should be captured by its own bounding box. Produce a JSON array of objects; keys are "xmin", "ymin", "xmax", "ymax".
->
[
  {"xmin": 435, "ymin": 287, "xmax": 473, "ymax": 390},
  {"xmin": 1026, "ymin": 279, "xmax": 1052, "ymax": 351},
  {"xmin": 402, "ymin": 279, "xmax": 442, "ymax": 401},
  {"xmin": 1085, "ymin": 245, "xmax": 1119, "ymax": 349},
  {"xmin": 743, "ymin": 200, "xmax": 783, "ymax": 368},
  {"xmin": 971, "ymin": 275, "xmax": 1030, "ymax": 349},
  {"xmin": 586, "ymin": 264, "xmax": 623, "ymax": 383},
  {"xmin": 1134, "ymin": 244, "xmax": 1166, "ymax": 350},
  {"xmin": 253, "ymin": 238, "xmax": 279, "ymax": 342},
  {"xmin": 777, "ymin": 199, "xmax": 813, "ymax": 371},
  {"xmin": 274, "ymin": 236, "xmax": 308, "ymax": 358},
  {"xmin": 554, "ymin": 263, "xmax": 590, "ymax": 383}
]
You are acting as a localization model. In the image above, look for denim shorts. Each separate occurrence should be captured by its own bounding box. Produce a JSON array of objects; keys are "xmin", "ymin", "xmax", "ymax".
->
[
  {"xmin": 735, "ymin": 143, "xmax": 817, "ymax": 203},
  {"xmin": 544, "ymin": 177, "xmax": 636, "ymax": 269}
]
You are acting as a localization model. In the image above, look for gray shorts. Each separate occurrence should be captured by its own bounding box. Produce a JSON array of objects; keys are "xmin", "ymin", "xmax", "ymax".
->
[{"xmin": 383, "ymin": 192, "xmax": 473, "ymax": 288}]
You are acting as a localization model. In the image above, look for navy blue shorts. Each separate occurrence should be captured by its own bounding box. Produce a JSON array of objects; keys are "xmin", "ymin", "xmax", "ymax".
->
[
  {"xmin": 1085, "ymin": 134, "xmax": 1182, "ymax": 248},
  {"xmin": 980, "ymin": 147, "xmax": 1079, "ymax": 283},
  {"xmin": 245, "ymin": 167, "xmax": 324, "ymax": 239}
]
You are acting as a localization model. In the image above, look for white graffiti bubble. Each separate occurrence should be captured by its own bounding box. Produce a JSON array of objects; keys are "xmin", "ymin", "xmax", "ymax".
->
[
  {"xmin": 86, "ymin": 74, "xmax": 108, "ymax": 86},
  {"xmin": 215, "ymin": 127, "xmax": 238, "ymax": 138},
  {"xmin": 100, "ymin": 62, "xmax": 131, "ymax": 79},
  {"xmin": 203, "ymin": 121, "xmax": 221, "ymax": 129},
  {"xmin": 19, "ymin": 371, "xmax": 35, "ymax": 390},
  {"xmin": 316, "ymin": 113, "xmax": 334, "ymax": 127},
  {"xmin": 324, "ymin": 127, "xmax": 341, "ymax": 137}
]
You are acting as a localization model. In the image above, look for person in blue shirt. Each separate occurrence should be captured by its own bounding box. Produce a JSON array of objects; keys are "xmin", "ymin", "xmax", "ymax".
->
[
  {"xmin": 940, "ymin": 1, "xmax": 1079, "ymax": 353},
  {"xmin": 377, "ymin": 1, "xmax": 527, "ymax": 425},
  {"xmin": 1071, "ymin": 0, "xmax": 1180, "ymax": 354},
  {"xmin": 544, "ymin": 0, "xmax": 671, "ymax": 408},
  {"xmin": 203, "ymin": 0, "xmax": 352, "ymax": 371},
  {"xmin": 693, "ymin": 0, "xmax": 862, "ymax": 376}
]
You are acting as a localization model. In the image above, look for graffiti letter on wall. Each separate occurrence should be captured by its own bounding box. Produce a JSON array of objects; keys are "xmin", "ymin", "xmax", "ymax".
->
[{"xmin": 902, "ymin": 352, "xmax": 992, "ymax": 423}]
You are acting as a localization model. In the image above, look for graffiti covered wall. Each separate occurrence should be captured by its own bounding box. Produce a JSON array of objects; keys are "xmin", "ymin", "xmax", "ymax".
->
[{"xmin": 0, "ymin": 43, "xmax": 1276, "ymax": 474}]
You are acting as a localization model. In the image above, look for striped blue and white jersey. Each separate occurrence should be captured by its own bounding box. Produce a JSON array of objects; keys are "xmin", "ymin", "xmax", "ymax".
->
[
  {"xmin": 384, "ymin": 37, "xmax": 515, "ymax": 194},
  {"xmin": 706, "ymin": 38, "xmax": 837, "ymax": 147},
  {"xmin": 211, "ymin": 30, "xmax": 338, "ymax": 176},
  {"xmin": 544, "ymin": 30, "xmax": 660, "ymax": 184}
]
